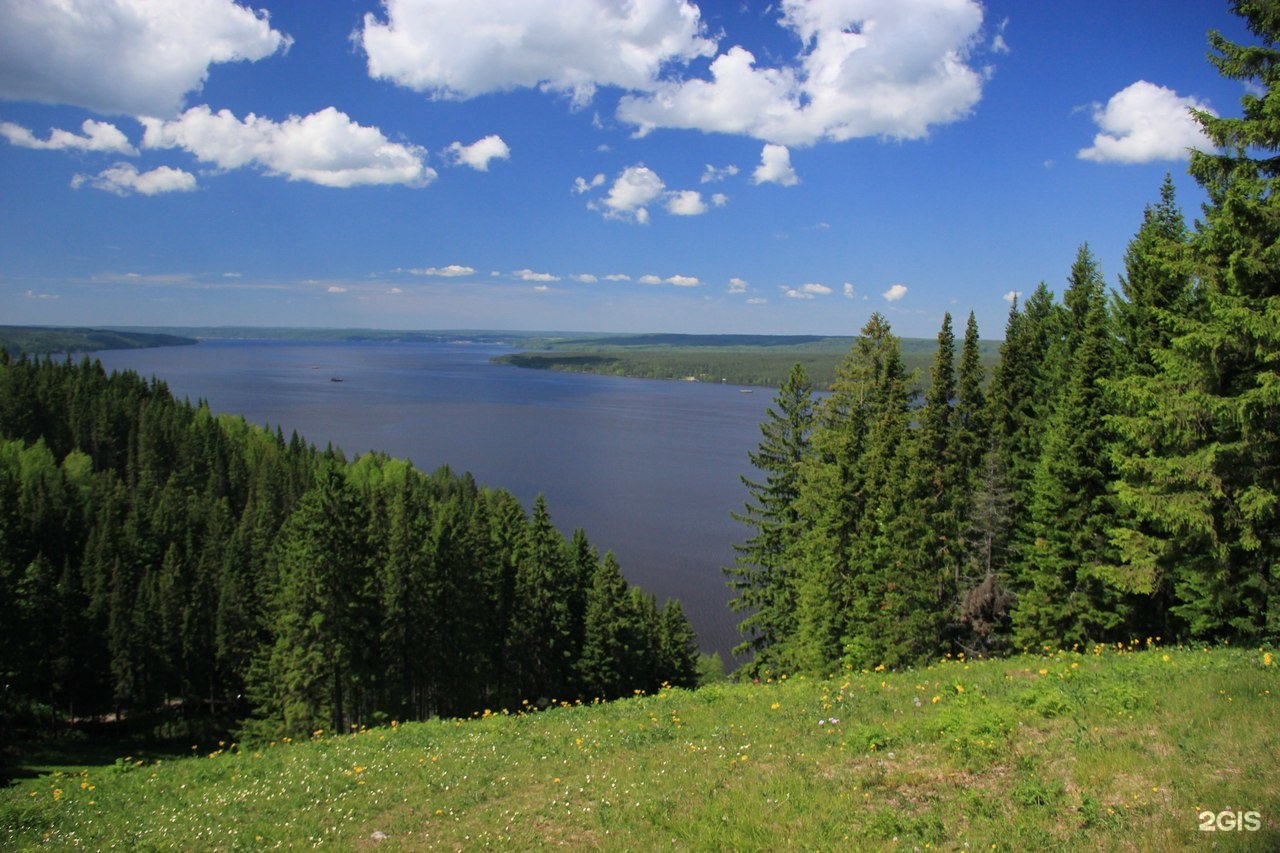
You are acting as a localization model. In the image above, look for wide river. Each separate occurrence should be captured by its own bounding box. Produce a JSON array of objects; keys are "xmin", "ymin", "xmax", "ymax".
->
[{"xmin": 95, "ymin": 339, "xmax": 773, "ymax": 666}]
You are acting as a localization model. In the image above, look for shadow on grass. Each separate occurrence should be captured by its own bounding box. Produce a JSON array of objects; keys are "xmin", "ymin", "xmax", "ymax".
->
[{"xmin": 2, "ymin": 710, "xmax": 237, "ymax": 787}]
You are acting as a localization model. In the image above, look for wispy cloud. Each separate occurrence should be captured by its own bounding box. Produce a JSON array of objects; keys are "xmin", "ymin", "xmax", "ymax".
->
[
  {"xmin": 513, "ymin": 268, "xmax": 560, "ymax": 282},
  {"xmin": 784, "ymin": 282, "xmax": 831, "ymax": 299},
  {"xmin": 701, "ymin": 163, "xmax": 739, "ymax": 183},
  {"xmin": 410, "ymin": 264, "xmax": 475, "ymax": 277},
  {"xmin": 1, "ymin": 120, "xmax": 136, "ymax": 155}
]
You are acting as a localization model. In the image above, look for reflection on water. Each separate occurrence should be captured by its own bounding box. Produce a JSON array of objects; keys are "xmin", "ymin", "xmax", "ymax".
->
[{"xmin": 96, "ymin": 339, "xmax": 772, "ymax": 665}]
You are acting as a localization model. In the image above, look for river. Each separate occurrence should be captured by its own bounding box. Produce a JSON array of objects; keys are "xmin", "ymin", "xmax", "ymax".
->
[{"xmin": 95, "ymin": 338, "xmax": 773, "ymax": 666}]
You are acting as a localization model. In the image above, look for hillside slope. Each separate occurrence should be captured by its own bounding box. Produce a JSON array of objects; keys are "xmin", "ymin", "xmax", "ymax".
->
[
  {"xmin": 0, "ymin": 326, "xmax": 196, "ymax": 355},
  {"xmin": 2, "ymin": 646, "xmax": 1276, "ymax": 850}
]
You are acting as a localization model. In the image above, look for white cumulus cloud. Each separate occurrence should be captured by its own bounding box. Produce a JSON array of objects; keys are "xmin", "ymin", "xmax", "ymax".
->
[
  {"xmin": 1002, "ymin": 289, "xmax": 1021, "ymax": 304},
  {"xmin": 445, "ymin": 134, "xmax": 510, "ymax": 171},
  {"xmin": 572, "ymin": 274, "xmax": 598, "ymax": 283},
  {"xmin": 1, "ymin": 119, "xmax": 136, "ymax": 155},
  {"xmin": 843, "ymin": 282, "xmax": 855, "ymax": 299},
  {"xmin": 728, "ymin": 277, "xmax": 749, "ymax": 293},
  {"xmin": 639, "ymin": 274, "xmax": 664, "ymax": 284},
  {"xmin": 1078, "ymin": 80, "xmax": 1214, "ymax": 164},
  {"xmin": 617, "ymin": 0, "xmax": 986, "ymax": 145},
  {"xmin": 599, "ymin": 164, "xmax": 665, "ymax": 223},
  {"xmin": 359, "ymin": 0, "xmax": 714, "ymax": 106},
  {"xmin": 666, "ymin": 274, "xmax": 700, "ymax": 287},
  {"xmin": 71, "ymin": 162, "xmax": 196, "ymax": 196},
  {"xmin": 141, "ymin": 106, "xmax": 435, "ymax": 188},
  {"xmin": 0, "ymin": 0, "xmax": 291, "ymax": 117},
  {"xmin": 753, "ymin": 144, "xmax": 799, "ymax": 186},
  {"xmin": 883, "ymin": 283, "xmax": 908, "ymax": 302},
  {"xmin": 666, "ymin": 190, "xmax": 708, "ymax": 216}
]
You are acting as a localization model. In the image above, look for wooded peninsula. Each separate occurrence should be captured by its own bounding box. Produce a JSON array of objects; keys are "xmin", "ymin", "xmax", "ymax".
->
[{"xmin": 493, "ymin": 332, "xmax": 1002, "ymax": 389}]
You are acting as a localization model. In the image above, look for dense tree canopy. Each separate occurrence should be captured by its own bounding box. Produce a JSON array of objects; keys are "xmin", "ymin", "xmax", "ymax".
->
[
  {"xmin": 729, "ymin": 2, "xmax": 1279, "ymax": 670},
  {"xmin": 0, "ymin": 352, "xmax": 699, "ymax": 744}
]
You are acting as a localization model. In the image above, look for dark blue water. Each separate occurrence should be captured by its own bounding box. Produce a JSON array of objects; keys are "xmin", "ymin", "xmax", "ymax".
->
[{"xmin": 96, "ymin": 339, "xmax": 772, "ymax": 665}]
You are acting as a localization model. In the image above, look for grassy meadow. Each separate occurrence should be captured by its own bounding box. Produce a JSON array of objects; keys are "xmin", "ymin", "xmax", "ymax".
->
[{"xmin": 1, "ymin": 644, "xmax": 1275, "ymax": 850}]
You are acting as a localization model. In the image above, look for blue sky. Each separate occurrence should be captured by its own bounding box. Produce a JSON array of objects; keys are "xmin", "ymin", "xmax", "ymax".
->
[{"xmin": 0, "ymin": 0, "xmax": 1255, "ymax": 339}]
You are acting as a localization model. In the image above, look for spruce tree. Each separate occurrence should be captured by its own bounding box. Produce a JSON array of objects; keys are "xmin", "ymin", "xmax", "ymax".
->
[
  {"xmin": 789, "ymin": 314, "xmax": 912, "ymax": 673},
  {"xmin": 1102, "ymin": 179, "xmax": 1196, "ymax": 636},
  {"xmin": 987, "ymin": 284, "xmax": 1064, "ymax": 542},
  {"xmin": 858, "ymin": 314, "xmax": 959, "ymax": 667},
  {"xmin": 726, "ymin": 362, "xmax": 815, "ymax": 672},
  {"xmin": 657, "ymin": 599, "xmax": 700, "ymax": 688},
  {"xmin": 1112, "ymin": 174, "xmax": 1194, "ymax": 374},
  {"xmin": 507, "ymin": 496, "xmax": 577, "ymax": 700},
  {"xmin": 577, "ymin": 551, "xmax": 635, "ymax": 699},
  {"xmin": 953, "ymin": 311, "xmax": 989, "ymax": 490},
  {"xmin": 251, "ymin": 464, "xmax": 372, "ymax": 739},
  {"xmin": 1014, "ymin": 252, "xmax": 1126, "ymax": 649},
  {"xmin": 1110, "ymin": 2, "xmax": 1280, "ymax": 641}
]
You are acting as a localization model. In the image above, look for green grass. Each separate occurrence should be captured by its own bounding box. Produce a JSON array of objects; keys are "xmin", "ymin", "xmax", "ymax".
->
[{"xmin": 2, "ymin": 645, "xmax": 1276, "ymax": 850}]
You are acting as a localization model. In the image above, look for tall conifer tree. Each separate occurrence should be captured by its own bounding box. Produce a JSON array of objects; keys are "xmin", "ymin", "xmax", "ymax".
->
[
  {"xmin": 1110, "ymin": 1, "xmax": 1280, "ymax": 641},
  {"xmin": 789, "ymin": 314, "xmax": 912, "ymax": 672},
  {"xmin": 726, "ymin": 362, "xmax": 815, "ymax": 672},
  {"xmin": 1014, "ymin": 249, "xmax": 1126, "ymax": 648}
]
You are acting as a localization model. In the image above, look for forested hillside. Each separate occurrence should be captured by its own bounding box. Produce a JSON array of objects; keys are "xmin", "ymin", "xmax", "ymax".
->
[
  {"xmin": 494, "ymin": 333, "xmax": 1001, "ymax": 389},
  {"xmin": 0, "ymin": 354, "xmax": 698, "ymax": 746},
  {"xmin": 0, "ymin": 326, "xmax": 196, "ymax": 356},
  {"xmin": 729, "ymin": 3, "xmax": 1279, "ymax": 675}
]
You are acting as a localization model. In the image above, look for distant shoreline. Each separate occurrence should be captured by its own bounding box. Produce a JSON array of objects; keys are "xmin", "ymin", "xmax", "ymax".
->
[
  {"xmin": 0, "ymin": 325, "xmax": 198, "ymax": 356},
  {"xmin": 2, "ymin": 326, "xmax": 1003, "ymax": 389}
]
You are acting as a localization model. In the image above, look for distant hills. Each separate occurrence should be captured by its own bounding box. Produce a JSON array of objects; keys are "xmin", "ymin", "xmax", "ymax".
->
[{"xmin": 0, "ymin": 326, "xmax": 197, "ymax": 356}]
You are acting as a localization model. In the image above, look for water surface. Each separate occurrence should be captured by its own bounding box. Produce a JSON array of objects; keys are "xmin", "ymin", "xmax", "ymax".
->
[{"xmin": 96, "ymin": 339, "xmax": 772, "ymax": 664}]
